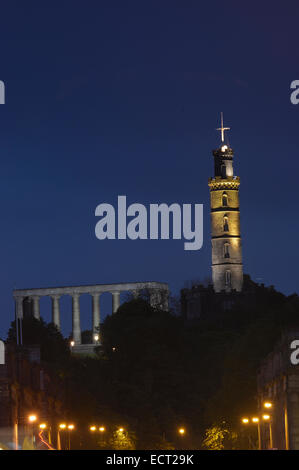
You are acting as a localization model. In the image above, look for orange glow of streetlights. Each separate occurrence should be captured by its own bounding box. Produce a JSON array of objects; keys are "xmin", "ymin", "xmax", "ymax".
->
[
  {"xmin": 252, "ymin": 417, "xmax": 259, "ymax": 423},
  {"xmin": 241, "ymin": 418, "xmax": 249, "ymax": 424},
  {"xmin": 178, "ymin": 428, "xmax": 185, "ymax": 435},
  {"xmin": 68, "ymin": 424, "xmax": 75, "ymax": 430},
  {"xmin": 90, "ymin": 426, "xmax": 96, "ymax": 432},
  {"xmin": 59, "ymin": 423, "xmax": 66, "ymax": 430},
  {"xmin": 28, "ymin": 414, "xmax": 37, "ymax": 423},
  {"xmin": 264, "ymin": 402, "xmax": 273, "ymax": 409},
  {"xmin": 262, "ymin": 414, "xmax": 271, "ymax": 421},
  {"xmin": 39, "ymin": 423, "xmax": 47, "ymax": 429},
  {"xmin": 99, "ymin": 426, "xmax": 105, "ymax": 432},
  {"xmin": 118, "ymin": 427, "xmax": 124, "ymax": 432}
]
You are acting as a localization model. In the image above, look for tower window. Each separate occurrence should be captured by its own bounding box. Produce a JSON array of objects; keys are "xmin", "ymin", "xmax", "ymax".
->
[
  {"xmin": 225, "ymin": 270, "xmax": 231, "ymax": 287},
  {"xmin": 222, "ymin": 193, "xmax": 228, "ymax": 207},
  {"xmin": 223, "ymin": 215, "xmax": 229, "ymax": 232},
  {"xmin": 221, "ymin": 164, "xmax": 226, "ymax": 178},
  {"xmin": 224, "ymin": 242, "xmax": 230, "ymax": 258}
]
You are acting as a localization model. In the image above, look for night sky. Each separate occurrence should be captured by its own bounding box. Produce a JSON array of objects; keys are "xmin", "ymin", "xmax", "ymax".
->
[{"xmin": 0, "ymin": 1, "xmax": 298, "ymax": 338}]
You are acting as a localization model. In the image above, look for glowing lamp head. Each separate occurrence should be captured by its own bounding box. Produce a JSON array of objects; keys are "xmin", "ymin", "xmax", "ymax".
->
[
  {"xmin": 178, "ymin": 428, "xmax": 185, "ymax": 435},
  {"xmin": 68, "ymin": 424, "xmax": 75, "ymax": 430},
  {"xmin": 70, "ymin": 341, "xmax": 75, "ymax": 347},
  {"xmin": 99, "ymin": 426, "xmax": 105, "ymax": 432},
  {"xmin": 252, "ymin": 417, "xmax": 259, "ymax": 423},
  {"xmin": 221, "ymin": 145, "xmax": 228, "ymax": 152},
  {"xmin": 28, "ymin": 414, "xmax": 37, "ymax": 423},
  {"xmin": 262, "ymin": 414, "xmax": 270, "ymax": 421},
  {"xmin": 118, "ymin": 427, "xmax": 124, "ymax": 433},
  {"xmin": 94, "ymin": 334, "xmax": 99, "ymax": 342},
  {"xmin": 90, "ymin": 426, "xmax": 96, "ymax": 432},
  {"xmin": 242, "ymin": 418, "xmax": 249, "ymax": 424},
  {"xmin": 39, "ymin": 423, "xmax": 47, "ymax": 429},
  {"xmin": 264, "ymin": 402, "xmax": 273, "ymax": 409},
  {"xmin": 59, "ymin": 423, "xmax": 66, "ymax": 430}
]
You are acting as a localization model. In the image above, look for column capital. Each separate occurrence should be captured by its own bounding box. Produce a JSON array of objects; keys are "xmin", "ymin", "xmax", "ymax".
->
[{"xmin": 91, "ymin": 292, "xmax": 101, "ymax": 298}]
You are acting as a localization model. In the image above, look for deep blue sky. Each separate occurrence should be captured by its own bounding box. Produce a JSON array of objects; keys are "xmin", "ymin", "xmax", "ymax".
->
[{"xmin": 0, "ymin": 1, "xmax": 298, "ymax": 338}]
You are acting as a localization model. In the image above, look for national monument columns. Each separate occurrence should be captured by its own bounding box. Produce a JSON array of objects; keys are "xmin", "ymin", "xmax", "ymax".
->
[
  {"xmin": 72, "ymin": 294, "xmax": 81, "ymax": 345},
  {"xmin": 13, "ymin": 281, "xmax": 169, "ymax": 351},
  {"xmin": 51, "ymin": 295, "xmax": 61, "ymax": 330}
]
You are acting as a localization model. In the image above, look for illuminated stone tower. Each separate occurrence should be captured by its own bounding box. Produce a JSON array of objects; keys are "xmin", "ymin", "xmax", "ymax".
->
[{"xmin": 208, "ymin": 113, "xmax": 243, "ymax": 293}]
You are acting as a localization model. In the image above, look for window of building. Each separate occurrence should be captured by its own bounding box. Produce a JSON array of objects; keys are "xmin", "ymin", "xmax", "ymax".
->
[
  {"xmin": 222, "ymin": 192, "xmax": 228, "ymax": 206},
  {"xmin": 221, "ymin": 164, "xmax": 226, "ymax": 178},
  {"xmin": 224, "ymin": 242, "xmax": 230, "ymax": 258},
  {"xmin": 225, "ymin": 270, "xmax": 231, "ymax": 287},
  {"xmin": 223, "ymin": 215, "xmax": 229, "ymax": 232}
]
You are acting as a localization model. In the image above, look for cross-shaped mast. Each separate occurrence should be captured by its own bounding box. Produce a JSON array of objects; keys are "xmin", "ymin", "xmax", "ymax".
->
[{"xmin": 216, "ymin": 112, "xmax": 230, "ymax": 143}]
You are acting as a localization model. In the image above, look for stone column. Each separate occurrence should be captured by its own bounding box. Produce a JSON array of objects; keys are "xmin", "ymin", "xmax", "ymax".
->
[
  {"xmin": 112, "ymin": 291, "xmax": 120, "ymax": 314},
  {"xmin": 72, "ymin": 294, "xmax": 81, "ymax": 344},
  {"xmin": 92, "ymin": 293, "xmax": 101, "ymax": 342},
  {"xmin": 15, "ymin": 297, "xmax": 24, "ymax": 319},
  {"xmin": 32, "ymin": 296, "xmax": 40, "ymax": 320},
  {"xmin": 51, "ymin": 295, "xmax": 61, "ymax": 330}
]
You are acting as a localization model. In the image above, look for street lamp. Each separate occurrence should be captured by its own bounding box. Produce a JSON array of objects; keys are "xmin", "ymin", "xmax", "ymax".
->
[
  {"xmin": 67, "ymin": 424, "xmax": 75, "ymax": 450},
  {"xmin": 28, "ymin": 414, "xmax": 37, "ymax": 423},
  {"xmin": 90, "ymin": 426, "xmax": 97, "ymax": 432},
  {"xmin": 241, "ymin": 418, "xmax": 249, "ymax": 424},
  {"xmin": 28, "ymin": 414, "xmax": 38, "ymax": 447},
  {"xmin": 99, "ymin": 426, "xmax": 105, "ymax": 432},
  {"xmin": 263, "ymin": 401, "xmax": 273, "ymax": 409},
  {"xmin": 57, "ymin": 423, "xmax": 67, "ymax": 450},
  {"xmin": 178, "ymin": 428, "xmax": 185, "ymax": 435},
  {"xmin": 262, "ymin": 414, "xmax": 273, "ymax": 449},
  {"xmin": 251, "ymin": 418, "xmax": 261, "ymax": 450}
]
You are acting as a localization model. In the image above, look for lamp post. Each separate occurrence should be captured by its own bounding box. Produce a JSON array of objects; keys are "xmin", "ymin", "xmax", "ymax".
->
[
  {"xmin": 262, "ymin": 414, "xmax": 273, "ymax": 449},
  {"xmin": 67, "ymin": 424, "xmax": 75, "ymax": 450},
  {"xmin": 251, "ymin": 417, "xmax": 261, "ymax": 450},
  {"xmin": 263, "ymin": 401, "xmax": 274, "ymax": 449},
  {"xmin": 57, "ymin": 423, "xmax": 66, "ymax": 450},
  {"xmin": 177, "ymin": 427, "xmax": 186, "ymax": 450},
  {"xmin": 28, "ymin": 414, "xmax": 37, "ymax": 447}
]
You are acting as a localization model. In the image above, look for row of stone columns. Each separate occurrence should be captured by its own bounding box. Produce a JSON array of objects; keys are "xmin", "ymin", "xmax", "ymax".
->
[
  {"xmin": 14, "ymin": 288, "xmax": 168, "ymax": 346},
  {"xmin": 15, "ymin": 291, "xmax": 123, "ymax": 346}
]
